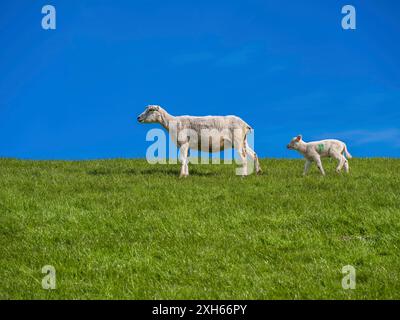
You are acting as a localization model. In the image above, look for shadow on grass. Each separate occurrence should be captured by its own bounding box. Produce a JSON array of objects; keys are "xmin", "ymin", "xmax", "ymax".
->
[
  {"xmin": 129, "ymin": 167, "xmax": 219, "ymax": 177},
  {"xmin": 87, "ymin": 166, "xmax": 219, "ymax": 177},
  {"xmin": 87, "ymin": 169, "xmax": 113, "ymax": 176},
  {"xmin": 126, "ymin": 167, "xmax": 178, "ymax": 176}
]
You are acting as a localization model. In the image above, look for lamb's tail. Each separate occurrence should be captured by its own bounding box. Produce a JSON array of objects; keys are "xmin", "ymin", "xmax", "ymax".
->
[{"xmin": 343, "ymin": 144, "xmax": 352, "ymax": 159}]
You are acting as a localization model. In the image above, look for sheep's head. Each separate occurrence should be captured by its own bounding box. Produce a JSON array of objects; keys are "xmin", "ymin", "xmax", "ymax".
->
[
  {"xmin": 287, "ymin": 135, "xmax": 302, "ymax": 150},
  {"xmin": 137, "ymin": 105, "xmax": 163, "ymax": 123}
]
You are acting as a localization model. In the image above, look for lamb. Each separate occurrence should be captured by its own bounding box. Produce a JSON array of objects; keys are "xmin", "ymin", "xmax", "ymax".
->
[
  {"xmin": 286, "ymin": 135, "xmax": 352, "ymax": 176},
  {"xmin": 137, "ymin": 105, "xmax": 262, "ymax": 177}
]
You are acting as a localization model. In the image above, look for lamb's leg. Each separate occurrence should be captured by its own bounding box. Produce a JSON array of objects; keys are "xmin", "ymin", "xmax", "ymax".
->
[
  {"xmin": 314, "ymin": 156, "xmax": 325, "ymax": 176},
  {"xmin": 303, "ymin": 159, "xmax": 312, "ymax": 176},
  {"xmin": 179, "ymin": 143, "xmax": 189, "ymax": 178},
  {"xmin": 333, "ymin": 152, "xmax": 345, "ymax": 173},
  {"xmin": 343, "ymin": 158, "xmax": 350, "ymax": 173},
  {"xmin": 246, "ymin": 142, "xmax": 262, "ymax": 175}
]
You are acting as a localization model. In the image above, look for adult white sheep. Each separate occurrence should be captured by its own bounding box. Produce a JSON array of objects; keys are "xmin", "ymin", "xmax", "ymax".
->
[{"xmin": 137, "ymin": 105, "xmax": 262, "ymax": 177}]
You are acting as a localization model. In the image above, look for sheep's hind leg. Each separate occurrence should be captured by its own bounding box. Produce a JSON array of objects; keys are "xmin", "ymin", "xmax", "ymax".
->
[
  {"xmin": 343, "ymin": 158, "xmax": 349, "ymax": 173},
  {"xmin": 333, "ymin": 152, "xmax": 345, "ymax": 173},
  {"xmin": 237, "ymin": 145, "xmax": 248, "ymax": 176},
  {"xmin": 246, "ymin": 142, "xmax": 262, "ymax": 175}
]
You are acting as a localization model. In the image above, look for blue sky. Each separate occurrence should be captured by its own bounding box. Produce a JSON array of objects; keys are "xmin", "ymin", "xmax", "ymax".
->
[{"xmin": 0, "ymin": 0, "xmax": 399, "ymax": 159}]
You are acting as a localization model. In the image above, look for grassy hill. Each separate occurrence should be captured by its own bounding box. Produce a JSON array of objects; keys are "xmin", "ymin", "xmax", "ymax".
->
[{"xmin": 1, "ymin": 158, "xmax": 399, "ymax": 299}]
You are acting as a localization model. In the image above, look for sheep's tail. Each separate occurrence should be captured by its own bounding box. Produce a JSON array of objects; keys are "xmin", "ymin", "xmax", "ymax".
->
[{"xmin": 344, "ymin": 144, "xmax": 352, "ymax": 159}]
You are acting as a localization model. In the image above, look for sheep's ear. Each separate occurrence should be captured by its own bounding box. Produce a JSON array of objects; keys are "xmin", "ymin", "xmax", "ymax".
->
[
  {"xmin": 296, "ymin": 135, "xmax": 302, "ymax": 141},
  {"xmin": 149, "ymin": 105, "xmax": 160, "ymax": 111}
]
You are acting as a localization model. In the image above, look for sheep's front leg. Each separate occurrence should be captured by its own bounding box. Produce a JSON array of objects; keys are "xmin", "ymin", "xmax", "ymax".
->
[
  {"xmin": 179, "ymin": 143, "xmax": 190, "ymax": 178},
  {"xmin": 303, "ymin": 159, "xmax": 312, "ymax": 176},
  {"xmin": 314, "ymin": 156, "xmax": 325, "ymax": 176}
]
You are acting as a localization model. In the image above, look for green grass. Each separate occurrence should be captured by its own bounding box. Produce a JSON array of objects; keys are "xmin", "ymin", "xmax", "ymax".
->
[{"xmin": 1, "ymin": 158, "xmax": 399, "ymax": 299}]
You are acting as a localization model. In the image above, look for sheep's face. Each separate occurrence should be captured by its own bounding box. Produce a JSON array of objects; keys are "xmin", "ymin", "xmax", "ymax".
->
[
  {"xmin": 137, "ymin": 105, "xmax": 162, "ymax": 123},
  {"xmin": 287, "ymin": 135, "xmax": 302, "ymax": 150}
]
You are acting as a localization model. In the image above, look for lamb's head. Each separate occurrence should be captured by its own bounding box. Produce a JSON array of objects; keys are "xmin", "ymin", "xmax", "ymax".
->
[
  {"xmin": 137, "ymin": 105, "xmax": 163, "ymax": 124},
  {"xmin": 287, "ymin": 135, "xmax": 303, "ymax": 150}
]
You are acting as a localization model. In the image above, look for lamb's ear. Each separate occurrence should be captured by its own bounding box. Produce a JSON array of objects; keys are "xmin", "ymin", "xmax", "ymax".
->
[{"xmin": 296, "ymin": 135, "xmax": 302, "ymax": 141}]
